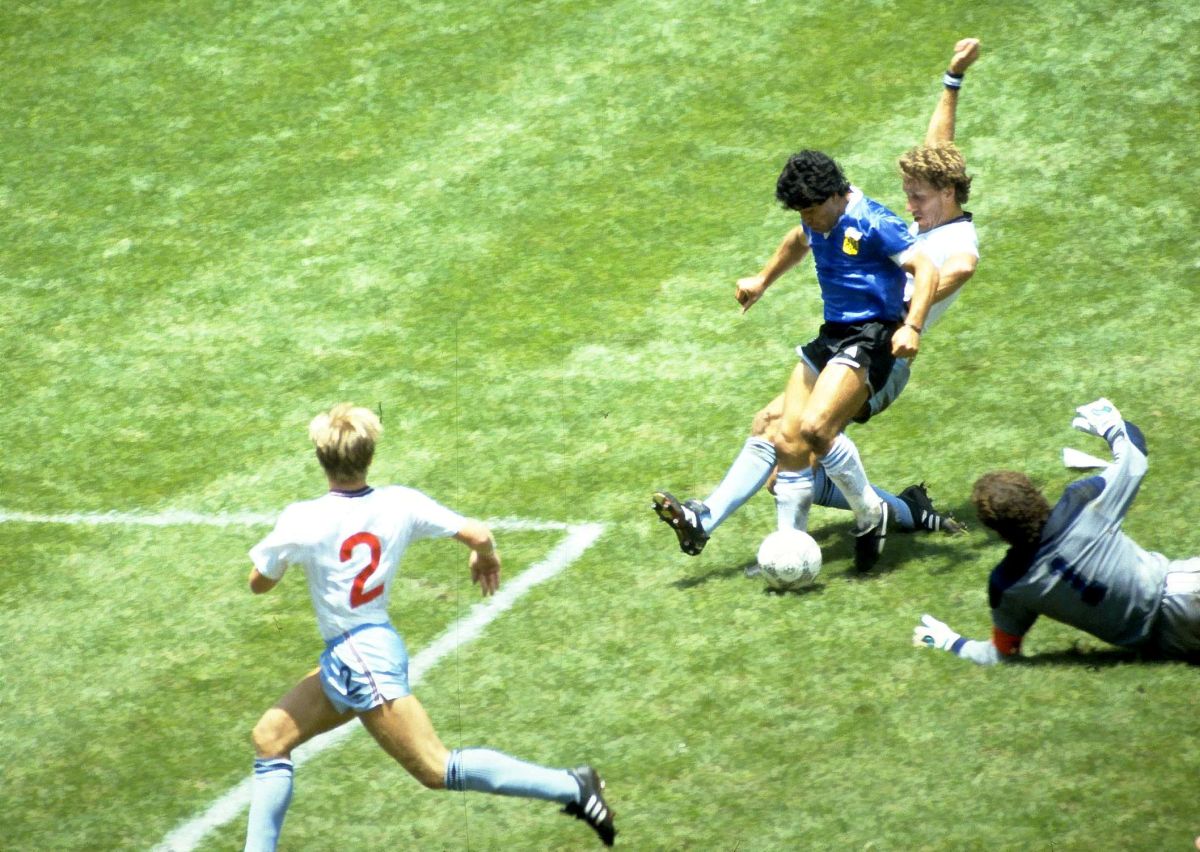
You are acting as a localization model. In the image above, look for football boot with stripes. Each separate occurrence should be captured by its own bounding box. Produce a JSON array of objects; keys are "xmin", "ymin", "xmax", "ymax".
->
[
  {"xmin": 899, "ymin": 482, "xmax": 966, "ymax": 535},
  {"xmin": 563, "ymin": 765, "xmax": 616, "ymax": 846},
  {"xmin": 651, "ymin": 491, "xmax": 709, "ymax": 556}
]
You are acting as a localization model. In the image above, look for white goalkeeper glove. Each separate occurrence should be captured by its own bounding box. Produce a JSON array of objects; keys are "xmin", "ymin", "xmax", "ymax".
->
[
  {"xmin": 913, "ymin": 613, "xmax": 961, "ymax": 652},
  {"xmin": 1071, "ymin": 397, "xmax": 1122, "ymax": 439}
]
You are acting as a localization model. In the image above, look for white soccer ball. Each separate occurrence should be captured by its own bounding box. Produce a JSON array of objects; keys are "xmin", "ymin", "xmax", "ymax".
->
[{"xmin": 757, "ymin": 528, "xmax": 822, "ymax": 590}]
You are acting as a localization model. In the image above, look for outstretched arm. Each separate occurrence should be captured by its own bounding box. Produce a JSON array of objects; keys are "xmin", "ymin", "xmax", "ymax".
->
[
  {"xmin": 925, "ymin": 37, "xmax": 981, "ymax": 145},
  {"xmin": 913, "ymin": 614, "xmax": 1018, "ymax": 666},
  {"xmin": 735, "ymin": 226, "xmax": 811, "ymax": 313}
]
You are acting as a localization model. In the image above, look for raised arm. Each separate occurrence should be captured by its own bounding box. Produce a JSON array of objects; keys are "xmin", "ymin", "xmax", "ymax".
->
[
  {"xmin": 1070, "ymin": 398, "xmax": 1148, "ymax": 525},
  {"xmin": 925, "ymin": 38, "xmax": 981, "ymax": 146}
]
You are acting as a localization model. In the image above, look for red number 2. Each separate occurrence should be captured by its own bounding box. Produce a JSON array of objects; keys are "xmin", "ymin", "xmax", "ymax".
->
[{"xmin": 341, "ymin": 532, "xmax": 384, "ymax": 608}]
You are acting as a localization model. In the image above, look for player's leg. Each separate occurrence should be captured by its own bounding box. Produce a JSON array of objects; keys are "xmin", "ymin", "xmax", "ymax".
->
[
  {"xmin": 853, "ymin": 358, "xmax": 911, "ymax": 423},
  {"xmin": 694, "ymin": 392, "xmax": 784, "ymax": 535},
  {"xmin": 812, "ymin": 467, "xmax": 913, "ymax": 528},
  {"xmin": 811, "ymin": 471, "xmax": 964, "ymax": 533},
  {"xmin": 360, "ymin": 695, "xmax": 616, "ymax": 845},
  {"xmin": 246, "ymin": 671, "xmax": 353, "ymax": 852},
  {"xmin": 771, "ymin": 363, "xmax": 821, "ymax": 531}
]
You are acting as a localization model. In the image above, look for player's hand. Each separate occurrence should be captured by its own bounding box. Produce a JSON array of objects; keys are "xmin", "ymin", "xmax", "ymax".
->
[
  {"xmin": 913, "ymin": 613, "xmax": 960, "ymax": 651},
  {"xmin": 735, "ymin": 275, "xmax": 768, "ymax": 313},
  {"xmin": 1071, "ymin": 397, "xmax": 1122, "ymax": 439},
  {"xmin": 891, "ymin": 325, "xmax": 921, "ymax": 358},
  {"xmin": 470, "ymin": 549, "xmax": 501, "ymax": 596},
  {"xmin": 948, "ymin": 38, "xmax": 981, "ymax": 74}
]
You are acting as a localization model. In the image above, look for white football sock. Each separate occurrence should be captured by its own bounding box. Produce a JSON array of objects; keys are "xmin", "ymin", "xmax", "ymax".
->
[
  {"xmin": 817, "ymin": 434, "xmax": 881, "ymax": 530},
  {"xmin": 773, "ymin": 468, "xmax": 815, "ymax": 531}
]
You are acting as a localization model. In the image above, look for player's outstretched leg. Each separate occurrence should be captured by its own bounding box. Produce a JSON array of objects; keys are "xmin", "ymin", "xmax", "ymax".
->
[
  {"xmin": 562, "ymin": 765, "xmax": 617, "ymax": 847},
  {"xmin": 898, "ymin": 482, "xmax": 967, "ymax": 534},
  {"xmin": 699, "ymin": 436, "xmax": 778, "ymax": 534},
  {"xmin": 651, "ymin": 491, "xmax": 710, "ymax": 555}
]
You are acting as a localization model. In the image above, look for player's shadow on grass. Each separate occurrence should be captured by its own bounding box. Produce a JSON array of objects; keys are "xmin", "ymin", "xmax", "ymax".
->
[
  {"xmin": 670, "ymin": 560, "xmax": 759, "ymax": 590},
  {"xmin": 811, "ymin": 526, "xmax": 979, "ymax": 580},
  {"xmin": 670, "ymin": 560, "xmax": 826, "ymax": 596},
  {"xmin": 1013, "ymin": 646, "xmax": 1187, "ymax": 669}
]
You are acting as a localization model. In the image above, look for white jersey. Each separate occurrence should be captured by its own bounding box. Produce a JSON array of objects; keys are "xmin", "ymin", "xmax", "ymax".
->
[
  {"xmin": 250, "ymin": 485, "xmax": 465, "ymax": 641},
  {"xmin": 904, "ymin": 215, "xmax": 979, "ymax": 330}
]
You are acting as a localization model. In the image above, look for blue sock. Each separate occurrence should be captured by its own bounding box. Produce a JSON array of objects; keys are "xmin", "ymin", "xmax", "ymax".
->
[
  {"xmin": 812, "ymin": 469, "xmax": 914, "ymax": 529},
  {"xmin": 700, "ymin": 437, "xmax": 777, "ymax": 534},
  {"xmin": 444, "ymin": 748, "xmax": 578, "ymax": 804},
  {"xmin": 245, "ymin": 758, "xmax": 294, "ymax": 852}
]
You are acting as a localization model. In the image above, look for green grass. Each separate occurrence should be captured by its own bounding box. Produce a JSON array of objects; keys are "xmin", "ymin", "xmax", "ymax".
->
[{"xmin": 3, "ymin": 0, "xmax": 1199, "ymax": 849}]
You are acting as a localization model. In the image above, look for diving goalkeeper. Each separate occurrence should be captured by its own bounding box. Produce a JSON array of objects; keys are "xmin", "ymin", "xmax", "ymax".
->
[{"xmin": 914, "ymin": 398, "xmax": 1200, "ymax": 664}]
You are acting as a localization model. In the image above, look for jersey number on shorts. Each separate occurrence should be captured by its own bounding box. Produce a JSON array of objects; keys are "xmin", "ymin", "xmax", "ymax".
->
[{"xmin": 341, "ymin": 532, "xmax": 384, "ymax": 608}]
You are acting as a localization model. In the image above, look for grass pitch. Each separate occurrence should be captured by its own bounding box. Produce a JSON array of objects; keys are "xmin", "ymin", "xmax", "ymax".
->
[{"xmin": 3, "ymin": 0, "xmax": 1199, "ymax": 849}]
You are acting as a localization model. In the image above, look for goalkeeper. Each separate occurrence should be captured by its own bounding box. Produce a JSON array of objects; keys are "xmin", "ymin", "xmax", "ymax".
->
[{"xmin": 914, "ymin": 398, "xmax": 1200, "ymax": 664}]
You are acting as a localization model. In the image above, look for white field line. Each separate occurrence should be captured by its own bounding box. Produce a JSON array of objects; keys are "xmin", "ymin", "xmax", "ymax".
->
[{"xmin": 0, "ymin": 507, "xmax": 603, "ymax": 852}]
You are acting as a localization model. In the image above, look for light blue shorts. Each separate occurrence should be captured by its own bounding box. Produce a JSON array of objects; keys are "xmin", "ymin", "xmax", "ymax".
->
[{"xmin": 319, "ymin": 623, "xmax": 411, "ymax": 714}]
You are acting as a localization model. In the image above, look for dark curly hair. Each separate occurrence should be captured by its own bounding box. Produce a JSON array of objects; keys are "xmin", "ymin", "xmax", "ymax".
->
[
  {"xmin": 775, "ymin": 150, "xmax": 851, "ymax": 212},
  {"xmin": 970, "ymin": 471, "xmax": 1051, "ymax": 547}
]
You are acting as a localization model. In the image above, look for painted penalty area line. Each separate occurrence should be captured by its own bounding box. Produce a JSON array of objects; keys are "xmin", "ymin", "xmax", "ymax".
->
[{"xmin": 152, "ymin": 519, "xmax": 604, "ymax": 851}]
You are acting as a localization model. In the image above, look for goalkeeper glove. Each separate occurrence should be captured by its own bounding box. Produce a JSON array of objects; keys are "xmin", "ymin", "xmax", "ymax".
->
[
  {"xmin": 913, "ymin": 613, "xmax": 961, "ymax": 652},
  {"xmin": 1071, "ymin": 397, "xmax": 1122, "ymax": 439}
]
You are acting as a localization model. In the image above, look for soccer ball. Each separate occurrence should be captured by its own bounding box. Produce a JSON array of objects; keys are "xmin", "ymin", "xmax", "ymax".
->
[{"xmin": 757, "ymin": 528, "xmax": 822, "ymax": 590}]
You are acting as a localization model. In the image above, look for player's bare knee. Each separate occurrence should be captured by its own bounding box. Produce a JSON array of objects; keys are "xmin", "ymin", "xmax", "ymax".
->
[
  {"xmin": 772, "ymin": 427, "xmax": 808, "ymax": 462},
  {"xmin": 408, "ymin": 755, "xmax": 448, "ymax": 790},
  {"xmin": 251, "ymin": 712, "xmax": 291, "ymax": 759},
  {"xmin": 798, "ymin": 417, "xmax": 836, "ymax": 457},
  {"xmin": 751, "ymin": 406, "xmax": 776, "ymax": 437}
]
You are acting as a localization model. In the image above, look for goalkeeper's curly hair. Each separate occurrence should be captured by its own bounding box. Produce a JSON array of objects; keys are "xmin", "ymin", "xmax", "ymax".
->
[
  {"xmin": 775, "ymin": 150, "xmax": 851, "ymax": 211},
  {"xmin": 898, "ymin": 142, "xmax": 972, "ymax": 204},
  {"xmin": 970, "ymin": 471, "xmax": 1050, "ymax": 547}
]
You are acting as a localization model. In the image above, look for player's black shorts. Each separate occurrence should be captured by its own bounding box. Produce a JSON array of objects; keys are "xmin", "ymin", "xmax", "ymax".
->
[{"xmin": 799, "ymin": 321, "xmax": 897, "ymax": 396}]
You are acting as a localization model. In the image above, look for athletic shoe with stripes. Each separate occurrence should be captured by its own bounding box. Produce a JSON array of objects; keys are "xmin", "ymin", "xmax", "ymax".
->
[
  {"xmin": 563, "ymin": 765, "xmax": 616, "ymax": 846},
  {"xmin": 898, "ymin": 482, "xmax": 966, "ymax": 535},
  {"xmin": 651, "ymin": 491, "xmax": 709, "ymax": 556}
]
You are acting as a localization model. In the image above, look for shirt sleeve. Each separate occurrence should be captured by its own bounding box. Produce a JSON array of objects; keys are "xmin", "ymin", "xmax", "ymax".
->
[
  {"xmin": 249, "ymin": 506, "xmax": 306, "ymax": 581},
  {"xmin": 990, "ymin": 586, "xmax": 1039, "ymax": 640},
  {"xmin": 405, "ymin": 489, "xmax": 469, "ymax": 541},
  {"xmin": 870, "ymin": 209, "xmax": 916, "ymax": 263},
  {"xmin": 1089, "ymin": 420, "xmax": 1148, "ymax": 525}
]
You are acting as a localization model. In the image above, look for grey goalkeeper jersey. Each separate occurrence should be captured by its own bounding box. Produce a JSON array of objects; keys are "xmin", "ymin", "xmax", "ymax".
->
[{"xmin": 988, "ymin": 421, "xmax": 1169, "ymax": 649}]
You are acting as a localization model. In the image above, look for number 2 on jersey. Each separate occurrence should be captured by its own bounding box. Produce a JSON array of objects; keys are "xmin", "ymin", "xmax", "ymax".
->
[{"xmin": 341, "ymin": 532, "xmax": 384, "ymax": 608}]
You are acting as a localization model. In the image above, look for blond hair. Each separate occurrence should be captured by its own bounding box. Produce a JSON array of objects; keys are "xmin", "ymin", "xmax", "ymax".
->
[
  {"xmin": 308, "ymin": 403, "xmax": 382, "ymax": 482},
  {"xmin": 898, "ymin": 141, "xmax": 972, "ymax": 204}
]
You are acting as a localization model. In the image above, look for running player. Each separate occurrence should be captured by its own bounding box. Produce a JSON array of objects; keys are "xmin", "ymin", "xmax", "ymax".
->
[
  {"xmin": 243, "ymin": 404, "xmax": 615, "ymax": 850},
  {"xmin": 654, "ymin": 38, "xmax": 981, "ymax": 562},
  {"xmin": 914, "ymin": 398, "xmax": 1200, "ymax": 664}
]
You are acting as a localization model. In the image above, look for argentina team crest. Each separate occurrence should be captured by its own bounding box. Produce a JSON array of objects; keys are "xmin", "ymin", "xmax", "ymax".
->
[{"xmin": 842, "ymin": 226, "xmax": 862, "ymax": 256}]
